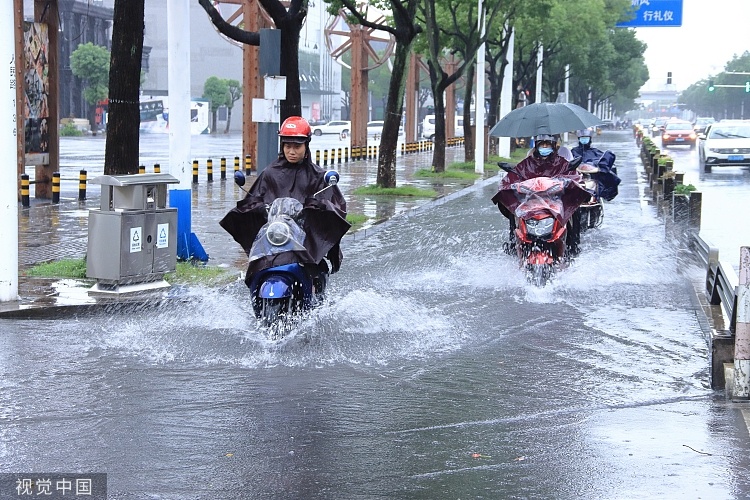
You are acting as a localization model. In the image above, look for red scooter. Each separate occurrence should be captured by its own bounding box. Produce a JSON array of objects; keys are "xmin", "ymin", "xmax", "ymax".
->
[{"xmin": 495, "ymin": 162, "xmax": 590, "ymax": 286}]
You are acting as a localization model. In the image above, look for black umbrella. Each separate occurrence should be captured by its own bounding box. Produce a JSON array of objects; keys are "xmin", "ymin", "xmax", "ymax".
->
[{"xmin": 489, "ymin": 102, "xmax": 603, "ymax": 138}]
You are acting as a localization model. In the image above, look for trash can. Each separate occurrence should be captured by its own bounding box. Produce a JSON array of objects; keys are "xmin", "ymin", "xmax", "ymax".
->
[{"xmin": 86, "ymin": 173, "xmax": 180, "ymax": 294}]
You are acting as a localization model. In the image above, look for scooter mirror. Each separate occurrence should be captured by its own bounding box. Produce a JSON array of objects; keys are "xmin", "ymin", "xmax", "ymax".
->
[
  {"xmin": 234, "ymin": 170, "xmax": 246, "ymax": 187},
  {"xmin": 497, "ymin": 162, "xmax": 514, "ymax": 174},
  {"xmin": 324, "ymin": 170, "xmax": 340, "ymax": 186}
]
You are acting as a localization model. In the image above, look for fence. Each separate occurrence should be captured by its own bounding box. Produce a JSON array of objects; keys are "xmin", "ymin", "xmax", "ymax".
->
[{"xmin": 638, "ymin": 131, "xmax": 744, "ymax": 392}]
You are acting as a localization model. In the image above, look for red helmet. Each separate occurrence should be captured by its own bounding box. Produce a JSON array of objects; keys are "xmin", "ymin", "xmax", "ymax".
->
[{"xmin": 278, "ymin": 116, "xmax": 312, "ymax": 143}]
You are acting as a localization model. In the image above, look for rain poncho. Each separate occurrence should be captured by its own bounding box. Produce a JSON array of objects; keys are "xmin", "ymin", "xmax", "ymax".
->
[
  {"xmin": 571, "ymin": 143, "xmax": 620, "ymax": 201},
  {"xmin": 219, "ymin": 151, "xmax": 350, "ymax": 280},
  {"xmin": 491, "ymin": 152, "xmax": 591, "ymax": 224}
]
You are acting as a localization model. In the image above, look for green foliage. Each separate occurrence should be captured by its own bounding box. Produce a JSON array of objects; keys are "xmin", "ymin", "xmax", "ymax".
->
[
  {"xmin": 225, "ymin": 79, "xmax": 242, "ymax": 108},
  {"xmin": 202, "ymin": 76, "xmax": 230, "ymax": 111},
  {"xmin": 165, "ymin": 262, "xmax": 237, "ymax": 286},
  {"xmin": 24, "ymin": 259, "xmax": 88, "ymax": 279},
  {"xmin": 60, "ymin": 123, "xmax": 84, "ymax": 137},
  {"xmin": 352, "ymin": 185, "xmax": 438, "ymax": 197},
  {"xmin": 346, "ymin": 213, "xmax": 369, "ymax": 232},
  {"xmin": 70, "ymin": 42, "xmax": 110, "ymax": 105},
  {"xmin": 674, "ymin": 183, "xmax": 697, "ymax": 195},
  {"xmin": 679, "ymin": 51, "xmax": 750, "ymax": 118}
]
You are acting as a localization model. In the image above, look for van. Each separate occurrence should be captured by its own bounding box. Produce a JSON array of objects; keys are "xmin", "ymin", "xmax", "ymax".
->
[
  {"xmin": 422, "ymin": 114, "xmax": 436, "ymax": 140},
  {"xmin": 421, "ymin": 114, "xmax": 466, "ymax": 140}
]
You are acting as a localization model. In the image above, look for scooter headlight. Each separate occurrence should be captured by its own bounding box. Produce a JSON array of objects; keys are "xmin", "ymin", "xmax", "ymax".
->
[
  {"xmin": 526, "ymin": 217, "xmax": 555, "ymax": 237},
  {"xmin": 266, "ymin": 221, "xmax": 292, "ymax": 246}
]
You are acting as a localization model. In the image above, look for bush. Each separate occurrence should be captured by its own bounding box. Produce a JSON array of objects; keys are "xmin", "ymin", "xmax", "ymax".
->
[{"xmin": 60, "ymin": 123, "xmax": 84, "ymax": 137}]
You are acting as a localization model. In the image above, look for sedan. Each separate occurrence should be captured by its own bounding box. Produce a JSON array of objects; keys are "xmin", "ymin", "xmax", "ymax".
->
[
  {"xmin": 661, "ymin": 121, "xmax": 697, "ymax": 149},
  {"xmin": 311, "ymin": 120, "xmax": 351, "ymax": 136},
  {"xmin": 699, "ymin": 121, "xmax": 750, "ymax": 172}
]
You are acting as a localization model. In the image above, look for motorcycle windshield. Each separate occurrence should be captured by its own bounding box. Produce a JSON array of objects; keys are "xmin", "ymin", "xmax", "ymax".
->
[
  {"xmin": 248, "ymin": 198, "xmax": 307, "ymax": 263},
  {"xmin": 512, "ymin": 178, "xmax": 566, "ymax": 221}
]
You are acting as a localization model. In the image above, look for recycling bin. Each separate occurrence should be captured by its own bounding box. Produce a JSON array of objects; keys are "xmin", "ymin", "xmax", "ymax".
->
[{"xmin": 86, "ymin": 173, "xmax": 179, "ymax": 291}]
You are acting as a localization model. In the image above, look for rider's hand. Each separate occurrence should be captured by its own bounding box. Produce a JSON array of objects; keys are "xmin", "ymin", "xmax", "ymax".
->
[{"xmin": 304, "ymin": 197, "xmax": 326, "ymax": 210}]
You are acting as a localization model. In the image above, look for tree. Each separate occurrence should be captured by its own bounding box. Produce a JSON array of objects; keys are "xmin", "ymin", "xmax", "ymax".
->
[
  {"xmin": 69, "ymin": 42, "xmax": 110, "ymax": 135},
  {"xmin": 418, "ymin": 0, "xmax": 503, "ymax": 171},
  {"xmin": 203, "ymin": 76, "xmax": 229, "ymax": 134},
  {"xmin": 104, "ymin": 0, "xmax": 145, "ymax": 175},
  {"xmin": 326, "ymin": 0, "xmax": 423, "ymax": 188},
  {"xmin": 198, "ymin": 0, "xmax": 302, "ymax": 121},
  {"xmin": 224, "ymin": 79, "xmax": 242, "ymax": 133}
]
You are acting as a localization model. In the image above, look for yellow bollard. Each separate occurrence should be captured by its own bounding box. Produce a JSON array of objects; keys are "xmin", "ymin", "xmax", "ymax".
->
[{"xmin": 78, "ymin": 170, "xmax": 87, "ymax": 201}]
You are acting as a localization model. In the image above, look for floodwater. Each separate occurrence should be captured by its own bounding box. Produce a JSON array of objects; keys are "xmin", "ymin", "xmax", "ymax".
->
[{"xmin": 4, "ymin": 132, "xmax": 750, "ymax": 499}]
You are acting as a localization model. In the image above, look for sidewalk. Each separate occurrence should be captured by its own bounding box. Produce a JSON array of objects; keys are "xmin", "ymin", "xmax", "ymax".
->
[{"xmin": 7, "ymin": 146, "xmax": 491, "ymax": 314}]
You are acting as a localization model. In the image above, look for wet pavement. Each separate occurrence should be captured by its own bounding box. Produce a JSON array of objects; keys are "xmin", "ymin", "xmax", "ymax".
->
[
  {"xmin": 4, "ymin": 131, "xmax": 750, "ymax": 499},
  {"xmin": 8, "ymin": 135, "xmax": 482, "ymax": 313}
]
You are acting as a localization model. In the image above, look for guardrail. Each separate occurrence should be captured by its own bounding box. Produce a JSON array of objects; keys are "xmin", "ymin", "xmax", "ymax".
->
[{"xmin": 637, "ymin": 129, "xmax": 742, "ymax": 391}]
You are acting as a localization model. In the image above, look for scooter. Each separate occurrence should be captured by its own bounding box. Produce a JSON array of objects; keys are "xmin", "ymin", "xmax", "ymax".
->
[
  {"xmin": 576, "ymin": 162, "xmax": 604, "ymax": 231},
  {"xmin": 234, "ymin": 170, "xmax": 341, "ymax": 329},
  {"xmin": 497, "ymin": 161, "xmax": 589, "ymax": 287}
]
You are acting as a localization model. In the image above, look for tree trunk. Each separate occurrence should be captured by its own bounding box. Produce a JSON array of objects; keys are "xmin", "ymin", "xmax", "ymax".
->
[
  {"xmin": 104, "ymin": 0, "xmax": 144, "ymax": 175},
  {"xmin": 376, "ymin": 39, "xmax": 414, "ymax": 188},
  {"xmin": 224, "ymin": 106, "xmax": 233, "ymax": 134},
  {"xmin": 278, "ymin": 19, "xmax": 301, "ymax": 122},
  {"xmin": 463, "ymin": 64, "xmax": 475, "ymax": 162},
  {"xmin": 211, "ymin": 110, "xmax": 217, "ymax": 134},
  {"xmin": 430, "ymin": 82, "xmax": 447, "ymax": 172}
]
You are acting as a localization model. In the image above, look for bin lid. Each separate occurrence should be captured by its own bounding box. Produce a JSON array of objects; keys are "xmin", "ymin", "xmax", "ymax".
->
[{"xmin": 89, "ymin": 173, "xmax": 180, "ymax": 186}]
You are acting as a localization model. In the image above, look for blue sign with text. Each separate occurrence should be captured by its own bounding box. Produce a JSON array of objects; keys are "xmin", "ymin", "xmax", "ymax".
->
[{"xmin": 616, "ymin": 0, "xmax": 683, "ymax": 27}]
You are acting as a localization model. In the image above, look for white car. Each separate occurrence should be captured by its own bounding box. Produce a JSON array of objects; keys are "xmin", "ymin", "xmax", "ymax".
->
[
  {"xmin": 311, "ymin": 120, "xmax": 351, "ymax": 136},
  {"xmin": 367, "ymin": 120, "xmax": 384, "ymax": 137},
  {"xmin": 367, "ymin": 120, "xmax": 405, "ymax": 137},
  {"xmin": 699, "ymin": 121, "xmax": 750, "ymax": 172}
]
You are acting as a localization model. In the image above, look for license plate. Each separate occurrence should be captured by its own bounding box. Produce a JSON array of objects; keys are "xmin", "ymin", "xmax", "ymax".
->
[
  {"xmin": 728, "ymin": 154, "xmax": 744, "ymax": 161},
  {"xmin": 675, "ymin": 137, "xmax": 685, "ymax": 141}
]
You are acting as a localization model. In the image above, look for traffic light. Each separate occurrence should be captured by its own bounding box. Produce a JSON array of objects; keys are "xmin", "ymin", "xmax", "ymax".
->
[
  {"xmin": 667, "ymin": 72, "xmax": 672, "ymax": 85},
  {"xmin": 708, "ymin": 80, "xmax": 715, "ymax": 92}
]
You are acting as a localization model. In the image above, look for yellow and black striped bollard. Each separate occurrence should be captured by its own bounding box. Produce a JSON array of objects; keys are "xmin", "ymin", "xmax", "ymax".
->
[
  {"xmin": 234, "ymin": 156, "xmax": 240, "ymax": 174},
  {"xmin": 345, "ymin": 147, "xmax": 349, "ymax": 162},
  {"xmin": 220, "ymin": 157, "xmax": 226, "ymax": 180},
  {"xmin": 78, "ymin": 170, "xmax": 87, "ymax": 201},
  {"xmin": 316, "ymin": 150, "xmax": 321, "ymax": 165},
  {"xmin": 139, "ymin": 165, "xmax": 146, "ymax": 174},
  {"xmin": 52, "ymin": 172, "xmax": 61, "ymax": 204},
  {"xmin": 192, "ymin": 160, "xmax": 199, "ymax": 184},
  {"xmin": 245, "ymin": 155, "xmax": 252, "ymax": 175},
  {"xmin": 207, "ymin": 158, "xmax": 213, "ymax": 183},
  {"xmin": 323, "ymin": 150, "xmax": 329, "ymax": 167},
  {"xmin": 154, "ymin": 163, "xmax": 161, "ymax": 173},
  {"xmin": 21, "ymin": 174, "xmax": 30, "ymax": 207}
]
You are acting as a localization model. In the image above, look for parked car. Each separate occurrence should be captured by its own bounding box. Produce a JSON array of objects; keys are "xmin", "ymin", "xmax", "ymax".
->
[
  {"xmin": 693, "ymin": 116, "xmax": 715, "ymax": 135},
  {"xmin": 422, "ymin": 114, "xmax": 436, "ymax": 140},
  {"xmin": 311, "ymin": 120, "xmax": 351, "ymax": 136},
  {"xmin": 698, "ymin": 120, "xmax": 750, "ymax": 172},
  {"xmin": 367, "ymin": 120, "xmax": 405, "ymax": 138},
  {"xmin": 661, "ymin": 120, "xmax": 697, "ymax": 149}
]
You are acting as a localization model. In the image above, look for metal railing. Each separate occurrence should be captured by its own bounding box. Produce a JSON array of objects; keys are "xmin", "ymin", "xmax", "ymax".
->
[{"xmin": 691, "ymin": 234, "xmax": 738, "ymax": 333}]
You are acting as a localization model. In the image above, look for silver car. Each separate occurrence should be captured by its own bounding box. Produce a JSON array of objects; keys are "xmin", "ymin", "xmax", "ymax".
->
[{"xmin": 699, "ymin": 120, "xmax": 750, "ymax": 172}]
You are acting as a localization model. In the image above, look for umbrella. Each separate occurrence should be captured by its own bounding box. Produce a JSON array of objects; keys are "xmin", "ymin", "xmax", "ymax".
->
[{"xmin": 489, "ymin": 102, "xmax": 603, "ymax": 138}]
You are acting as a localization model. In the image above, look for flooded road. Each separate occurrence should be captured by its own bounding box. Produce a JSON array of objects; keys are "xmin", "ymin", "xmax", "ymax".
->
[{"xmin": 4, "ymin": 132, "xmax": 750, "ymax": 499}]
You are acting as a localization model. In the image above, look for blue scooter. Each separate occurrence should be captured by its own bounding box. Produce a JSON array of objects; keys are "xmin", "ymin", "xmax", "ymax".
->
[{"xmin": 234, "ymin": 170, "xmax": 340, "ymax": 328}]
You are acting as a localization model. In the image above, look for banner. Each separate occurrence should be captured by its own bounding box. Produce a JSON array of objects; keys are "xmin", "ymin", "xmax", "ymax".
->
[{"xmin": 23, "ymin": 22, "xmax": 49, "ymax": 166}]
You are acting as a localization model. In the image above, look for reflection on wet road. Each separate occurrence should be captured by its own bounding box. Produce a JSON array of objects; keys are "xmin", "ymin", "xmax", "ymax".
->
[{"xmin": 4, "ymin": 132, "xmax": 750, "ymax": 499}]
